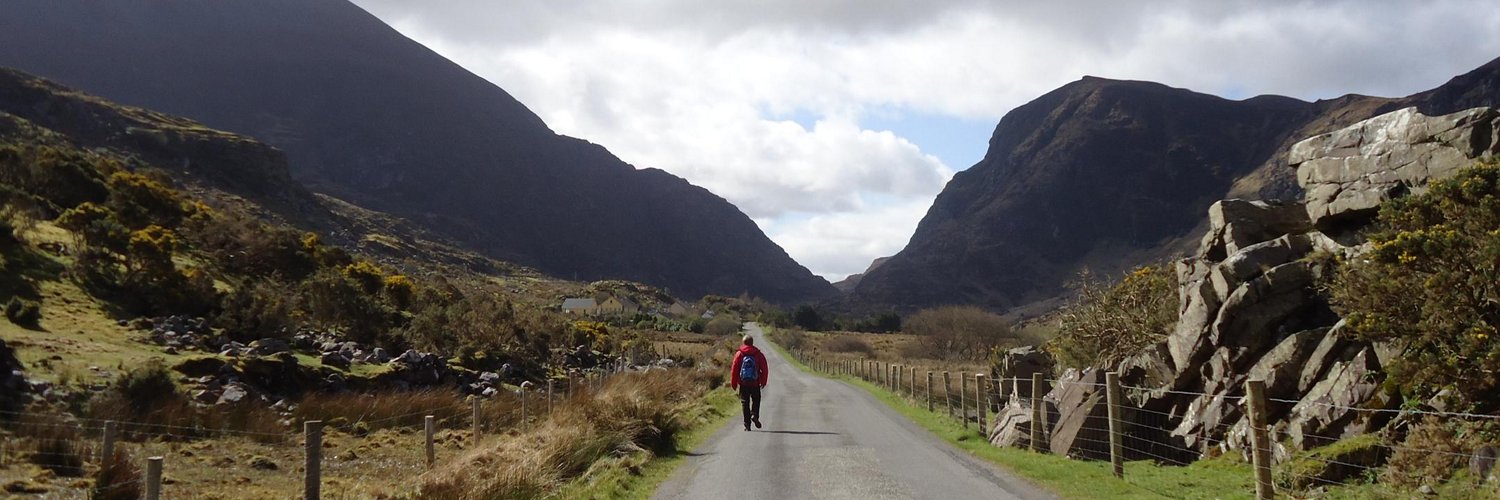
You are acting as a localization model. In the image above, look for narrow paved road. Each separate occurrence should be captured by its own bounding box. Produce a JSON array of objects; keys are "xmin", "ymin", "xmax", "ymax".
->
[{"xmin": 655, "ymin": 323, "xmax": 1054, "ymax": 500}]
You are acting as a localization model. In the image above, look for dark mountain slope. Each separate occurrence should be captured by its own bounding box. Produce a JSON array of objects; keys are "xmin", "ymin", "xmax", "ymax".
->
[
  {"xmin": 0, "ymin": 0, "xmax": 833, "ymax": 302},
  {"xmin": 853, "ymin": 57, "xmax": 1500, "ymax": 313}
]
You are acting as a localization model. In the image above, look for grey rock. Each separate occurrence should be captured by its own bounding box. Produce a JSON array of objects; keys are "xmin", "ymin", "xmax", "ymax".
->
[
  {"xmin": 1285, "ymin": 348, "xmax": 1385, "ymax": 450},
  {"xmin": 248, "ymin": 338, "xmax": 290, "ymax": 356},
  {"xmin": 1293, "ymin": 107, "xmax": 1500, "ymax": 228},
  {"xmin": 991, "ymin": 346, "xmax": 1053, "ymax": 397},
  {"xmin": 1197, "ymin": 199, "xmax": 1311, "ymax": 259},
  {"xmin": 320, "ymin": 352, "xmax": 350, "ymax": 370},
  {"xmin": 217, "ymin": 384, "xmax": 249, "ymax": 404}
]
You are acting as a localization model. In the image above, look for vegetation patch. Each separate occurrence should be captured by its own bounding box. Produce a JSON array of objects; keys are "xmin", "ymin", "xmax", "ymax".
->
[{"xmin": 1049, "ymin": 265, "xmax": 1176, "ymax": 368}]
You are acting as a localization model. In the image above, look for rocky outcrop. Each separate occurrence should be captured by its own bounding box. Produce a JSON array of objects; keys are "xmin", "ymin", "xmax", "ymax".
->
[
  {"xmin": 1293, "ymin": 106, "xmax": 1500, "ymax": 229},
  {"xmin": 991, "ymin": 105, "xmax": 1499, "ymax": 465}
]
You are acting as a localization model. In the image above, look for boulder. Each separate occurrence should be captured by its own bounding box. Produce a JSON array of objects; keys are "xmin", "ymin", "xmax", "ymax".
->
[
  {"xmin": 1047, "ymin": 369, "xmax": 1111, "ymax": 460},
  {"xmin": 217, "ymin": 383, "xmax": 249, "ymax": 404},
  {"xmin": 991, "ymin": 346, "xmax": 1054, "ymax": 397},
  {"xmin": 1284, "ymin": 347, "xmax": 1388, "ymax": 450},
  {"xmin": 989, "ymin": 392, "xmax": 1053, "ymax": 451},
  {"xmin": 1197, "ymin": 199, "xmax": 1311, "ymax": 260},
  {"xmin": 320, "ymin": 352, "xmax": 350, "ymax": 370},
  {"xmin": 248, "ymin": 338, "xmax": 290, "ymax": 356},
  {"xmin": 1292, "ymin": 106, "xmax": 1500, "ymax": 229},
  {"xmin": 1168, "ymin": 259, "xmax": 1220, "ymax": 372},
  {"xmin": 1207, "ymin": 260, "xmax": 1318, "ymax": 358}
]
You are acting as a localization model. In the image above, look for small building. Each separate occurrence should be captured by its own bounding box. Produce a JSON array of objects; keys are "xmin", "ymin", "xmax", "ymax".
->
[
  {"xmin": 701, "ymin": 309, "xmax": 717, "ymax": 320},
  {"xmin": 597, "ymin": 295, "xmax": 640, "ymax": 316},
  {"xmin": 561, "ymin": 298, "xmax": 597, "ymax": 315},
  {"xmin": 666, "ymin": 302, "xmax": 690, "ymax": 317}
]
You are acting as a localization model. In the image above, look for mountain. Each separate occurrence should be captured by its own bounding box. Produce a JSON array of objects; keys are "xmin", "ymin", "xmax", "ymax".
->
[
  {"xmin": 831, "ymin": 257, "xmax": 890, "ymax": 293},
  {"xmin": 849, "ymin": 57, "xmax": 1500, "ymax": 313},
  {"xmin": 0, "ymin": 0, "xmax": 834, "ymax": 302}
]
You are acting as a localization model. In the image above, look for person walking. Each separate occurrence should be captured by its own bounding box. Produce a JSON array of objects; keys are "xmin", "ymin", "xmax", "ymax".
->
[{"xmin": 730, "ymin": 335, "xmax": 769, "ymax": 431}]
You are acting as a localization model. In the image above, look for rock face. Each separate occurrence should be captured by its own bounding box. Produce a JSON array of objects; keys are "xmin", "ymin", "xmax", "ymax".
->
[
  {"xmin": 991, "ymin": 105, "xmax": 1498, "ymax": 463},
  {"xmin": 850, "ymin": 56, "xmax": 1500, "ymax": 313},
  {"xmin": 1293, "ymin": 107, "xmax": 1500, "ymax": 229},
  {"xmin": 0, "ymin": 1, "xmax": 834, "ymax": 303}
]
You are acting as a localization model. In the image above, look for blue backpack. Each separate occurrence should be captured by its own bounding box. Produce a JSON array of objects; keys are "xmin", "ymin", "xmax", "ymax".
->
[{"xmin": 739, "ymin": 355, "xmax": 759, "ymax": 383}]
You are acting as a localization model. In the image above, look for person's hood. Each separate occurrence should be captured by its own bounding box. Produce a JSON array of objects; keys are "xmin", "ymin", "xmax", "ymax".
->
[{"xmin": 738, "ymin": 345, "xmax": 761, "ymax": 355}]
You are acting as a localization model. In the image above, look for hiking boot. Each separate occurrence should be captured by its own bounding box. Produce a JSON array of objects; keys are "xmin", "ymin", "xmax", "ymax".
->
[
  {"xmin": 744, "ymin": 424, "xmax": 751, "ymax": 431},
  {"xmin": 753, "ymin": 418, "xmax": 762, "ymax": 429}
]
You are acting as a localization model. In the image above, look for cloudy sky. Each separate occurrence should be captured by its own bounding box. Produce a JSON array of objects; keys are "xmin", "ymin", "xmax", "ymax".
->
[{"xmin": 348, "ymin": 0, "xmax": 1500, "ymax": 281}]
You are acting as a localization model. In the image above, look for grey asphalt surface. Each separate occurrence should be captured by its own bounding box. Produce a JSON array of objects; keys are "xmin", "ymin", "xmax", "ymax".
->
[{"xmin": 653, "ymin": 323, "xmax": 1055, "ymax": 500}]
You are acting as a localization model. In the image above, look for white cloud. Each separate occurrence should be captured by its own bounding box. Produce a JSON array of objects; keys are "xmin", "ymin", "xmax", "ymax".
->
[{"xmin": 350, "ymin": 0, "xmax": 1500, "ymax": 280}]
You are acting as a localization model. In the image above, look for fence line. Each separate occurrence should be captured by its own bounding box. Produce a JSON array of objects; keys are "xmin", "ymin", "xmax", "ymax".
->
[
  {"xmin": 785, "ymin": 347, "xmax": 1500, "ymax": 498},
  {"xmin": 0, "ymin": 362, "xmax": 652, "ymax": 498}
]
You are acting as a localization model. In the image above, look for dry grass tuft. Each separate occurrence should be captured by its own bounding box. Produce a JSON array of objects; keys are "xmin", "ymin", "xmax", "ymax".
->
[
  {"xmin": 823, "ymin": 335, "xmax": 876, "ymax": 357},
  {"xmin": 91, "ymin": 448, "xmax": 142, "ymax": 499},
  {"xmin": 294, "ymin": 389, "xmax": 471, "ymax": 432},
  {"xmin": 417, "ymin": 369, "xmax": 712, "ymax": 498},
  {"xmin": 21, "ymin": 416, "xmax": 85, "ymax": 477}
]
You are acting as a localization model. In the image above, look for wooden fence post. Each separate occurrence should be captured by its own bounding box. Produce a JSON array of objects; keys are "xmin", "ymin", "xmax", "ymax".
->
[
  {"xmin": 472, "ymin": 398, "xmax": 481, "ymax": 441},
  {"xmin": 960, "ymin": 374, "xmax": 970, "ymax": 430},
  {"xmin": 304, "ymin": 420, "xmax": 322, "ymax": 500},
  {"xmin": 520, "ymin": 384, "xmax": 528, "ymax": 430},
  {"xmin": 1106, "ymin": 372, "xmax": 1124, "ymax": 478},
  {"xmin": 1247, "ymin": 380, "xmax": 1274, "ymax": 500},
  {"xmin": 943, "ymin": 371, "xmax": 953, "ymax": 418},
  {"xmin": 547, "ymin": 380, "xmax": 554, "ymax": 415},
  {"xmin": 145, "ymin": 456, "xmax": 163, "ymax": 500},
  {"xmin": 425, "ymin": 415, "xmax": 436, "ymax": 468},
  {"xmin": 896, "ymin": 365, "xmax": 903, "ymax": 396},
  {"xmin": 926, "ymin": 371, "xmax": 934, "ymax": 412},
  {"xmin": 975, "ymin": 374, "xmax": 988, "ymax": 432},
  {"xmin": 101, "ymin": 420, "xmax": 117, "ymax": 464},
  {"xmin": 1030, "ymin": 373, "xmax": 1044, "ymax": 453}
]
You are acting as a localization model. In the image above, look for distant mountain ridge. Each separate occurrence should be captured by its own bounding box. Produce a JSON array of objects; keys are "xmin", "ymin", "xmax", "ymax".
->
[
  {"xmin": 849, "ymin": 56, "xmax": 1500, "ymax": 313},
  {"xmin": 0, "ymin": 0, "xmax": 835, "ymax": 302}
]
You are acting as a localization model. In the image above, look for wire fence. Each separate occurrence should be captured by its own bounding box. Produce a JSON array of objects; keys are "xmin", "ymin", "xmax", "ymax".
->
[
  {"xmin": 786, "ymin": 349, "xmax": 1500, "ymax": 498},
  {"xmin": 0, "ymin": 359, "xmax": 660, "ymax": 499}
]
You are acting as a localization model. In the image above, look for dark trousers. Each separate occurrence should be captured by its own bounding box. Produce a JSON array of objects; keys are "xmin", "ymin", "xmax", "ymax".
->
[{"xmin": 739, "ymin": 385, "xmax": 761, "ymax": 428}]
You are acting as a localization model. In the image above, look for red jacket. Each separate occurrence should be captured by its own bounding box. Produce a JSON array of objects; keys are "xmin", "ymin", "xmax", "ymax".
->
[{"xmin": 730, "ymin": 345, "xmax": 769, "ymax": 389}]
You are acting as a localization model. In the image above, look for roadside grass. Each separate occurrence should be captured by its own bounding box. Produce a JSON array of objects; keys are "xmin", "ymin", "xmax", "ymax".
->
[
  {"xmin": 766, "ymin": 337, "xmax": 1256, "ymax": 500},
  {"xmin": 554, "ymin": 386, "xmax": 739, "ymax": 499}
]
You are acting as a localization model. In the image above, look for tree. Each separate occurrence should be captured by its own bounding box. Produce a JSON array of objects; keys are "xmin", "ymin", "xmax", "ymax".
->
[
  {"xmin": 904, "ymin": 305, "xmax": 1018, "ymax": 361},
  {"xmin": 792, "ymin": 304, "xmax": 823, "ymax": 331}
]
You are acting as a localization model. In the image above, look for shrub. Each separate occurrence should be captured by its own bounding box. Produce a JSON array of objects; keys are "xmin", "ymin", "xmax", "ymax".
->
[
  {"xmin": 0, "ymin": 144, "xmax": 110, "ymax": 211},
  {"xmin": 343, "ymin": 260, "xmax": 385, "ymax": 294},
  {"xmin": 114, "ymin": 359, "xmax": 180, "ymax": 415},
  {"xmin": 770, "ymin": 327, "xmax": 808, "ymax": 351},
  {"xmin": 823, "ymin": 335, "xmax": 876, "ymax": 357},
  {"xmin": 384, "ymin": 274, "xmax": 415, "ymax": 309},
  {"xmin": 5, "ymin": 297, "xmax": 41, "ymax": 327},
  {"xmin": 1331, "ymin": 161, "xmax": 1500, "ymax": 406},
  {"xmin": 107, "ymin": 171, "xmax": 185, "ymax": 229},
  {"xmin": 217, "ymin": 279, "xmax": 299, "ymax": 341},
  {"xmin": 302, "ymin": 267, "xmax": 394, "ymax": 345},
  {"xmin": 57, "ymin": 202, "xmax": 129, "ymax": 253},
  {"xmin": 1049, "ymin": 265, "xmax": 1177, "ymax": 368},
  {"xmin": 903, "ymin": 305, "xmax": 1020, "ymax": 361},
  {"xmin": 704, "ymin": 315, "xmax": 741, "ymax": 336}
]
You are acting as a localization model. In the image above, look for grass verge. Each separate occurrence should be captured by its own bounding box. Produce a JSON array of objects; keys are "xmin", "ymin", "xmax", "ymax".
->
[
  {"xmin": 553, "ymin": 386, "xmax": 739, "ymax": 499},
  {"xmin": 765, "ymin": 337, "xmax": 1256, "ymax": 500}
]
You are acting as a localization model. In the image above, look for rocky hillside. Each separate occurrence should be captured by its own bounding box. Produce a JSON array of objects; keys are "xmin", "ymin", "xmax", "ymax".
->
[
  {"xmin": 991, "ymin": 105, "xmax": 1500, "ymax": 480},
  {"xmin": 0, "ymin": 0, "xmax": 834, "ymax": 303},
  {"xmin": 850, "ymin": 57, "xmax": 1500, "ymax": 313}
]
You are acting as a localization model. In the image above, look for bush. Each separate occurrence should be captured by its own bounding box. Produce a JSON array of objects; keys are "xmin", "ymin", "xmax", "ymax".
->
[
  {"xmin": 114, "ymin": 359, "xmax": 180, "ymax": 415},
  {"xmin": 823, "ymin": 335, "xmax": 876, "ymax": 357},
  {"xmin": 1049, "ymin": 265, "xmax": 1177, "ymax": 368},
  {"xmin": 107, "ymin": 171, "xmax": 185, "ymax": 229},
  {"xmin": 704, "ymin": 315, "xmax": 741, "ymax": 336},
  {"xmin": 1331, "ymin": 161, "xmax": 1500, "ymax": 406},
  {"xmin": 903, "ymin": 305, "xmax": 1020, "ymax": 361},
  {"xmin": 5, "ymin": 297, "xmax": 40, "ymax": 327}
]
